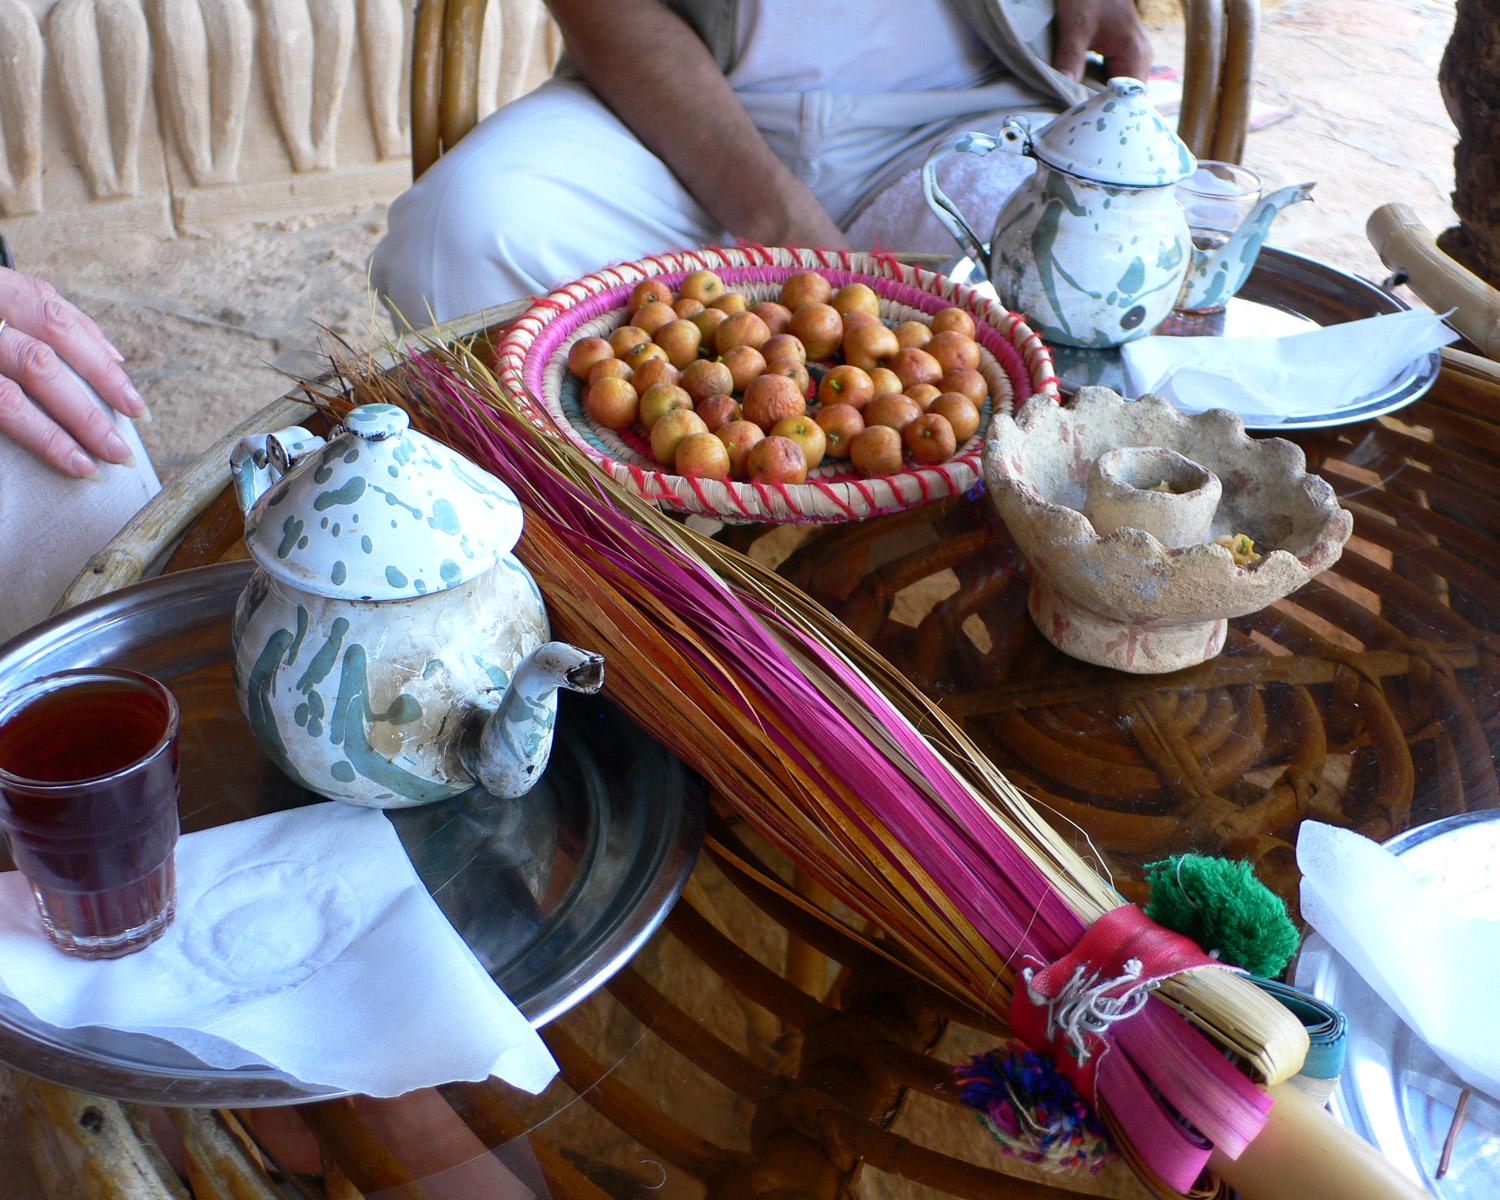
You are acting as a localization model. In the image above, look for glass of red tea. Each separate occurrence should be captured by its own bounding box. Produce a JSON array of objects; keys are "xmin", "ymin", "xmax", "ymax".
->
[{"xmin": 0, "ymin": 668, "xmax": 181, "ymax": 959}]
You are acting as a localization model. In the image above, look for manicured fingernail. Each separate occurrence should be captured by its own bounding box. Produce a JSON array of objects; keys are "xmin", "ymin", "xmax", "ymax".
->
[
  {"xmin": 123, "ymin": 383, "xmax": 146, "ymax": 415},
  {"xmin": 106, "ymin": 340, "xmax": 126, "ymax": 363},
  {"xmin": 70, "ymin": 450, "xmax": 99, "ymax": 478},
  {"xmin": 105, "ymin": 430, "xmax": 134, "ymax": 465},
  {"xmin": 136, "ymin": 404, "xmax": 153, "ymax": 423}
]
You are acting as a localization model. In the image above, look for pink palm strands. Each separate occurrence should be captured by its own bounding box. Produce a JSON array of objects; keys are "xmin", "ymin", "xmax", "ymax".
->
[{"xmin": 391, "ymin": 350, "xmax": 1273, "ymax": 1195}]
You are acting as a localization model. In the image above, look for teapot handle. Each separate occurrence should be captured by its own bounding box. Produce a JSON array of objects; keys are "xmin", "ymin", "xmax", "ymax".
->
[
  {"xmin": 920, "ymin": 125, "xmax": 1030, "ymax": 266},
  {"xmin": 230, "ymin": 426, "xmax": 327, "ymax": 514}
]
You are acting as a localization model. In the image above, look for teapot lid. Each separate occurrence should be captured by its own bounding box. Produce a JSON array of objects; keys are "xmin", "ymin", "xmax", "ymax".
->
[
  {"xmin": 242, "ymin": 404, "xmax": 524, "ymax": 601},
  {"xmin": 1028, "ymin": 77, "xmax": 1195, "ymax": 188}
]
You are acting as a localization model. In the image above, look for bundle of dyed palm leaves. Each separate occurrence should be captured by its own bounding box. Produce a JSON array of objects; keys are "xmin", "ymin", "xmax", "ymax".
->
[{"xmin": 304, "ymin": 334, "xmax": 1413, "ymax": 1200}]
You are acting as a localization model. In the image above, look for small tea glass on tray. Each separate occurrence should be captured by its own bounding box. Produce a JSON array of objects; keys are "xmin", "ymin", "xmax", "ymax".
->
[
  {"xmin": 1172, "ymin": 161, "xmax": 1265, "ymax": 324},
  {"xmin": 0, "ymin": 669, "xmax": 181, "ymax": 959}
]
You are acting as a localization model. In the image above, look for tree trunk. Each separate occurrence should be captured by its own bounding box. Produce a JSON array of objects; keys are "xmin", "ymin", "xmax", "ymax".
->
[{"xmin": 1440, "ymin": 0, "xmax": 1500, "ymax": 283}]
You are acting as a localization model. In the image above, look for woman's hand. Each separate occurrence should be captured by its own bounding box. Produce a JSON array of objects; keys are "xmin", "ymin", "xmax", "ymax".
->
[
  {"xmin": 1053, "ymin": 0, "xmax": 1154, "ymax": 84},
  {"xmin": 0, "ymin": 267, "xmax": 146, "ymax": 478}
]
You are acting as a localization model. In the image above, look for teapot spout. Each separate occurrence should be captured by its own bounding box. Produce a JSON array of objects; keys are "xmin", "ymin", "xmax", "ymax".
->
[
  {"xmin": 1178, "ymin": 182, "xmax": 1316, "ymax": 312},
  {"xmin": 463, "ymin": 642, "xmax": 605, "ymax": 798}
]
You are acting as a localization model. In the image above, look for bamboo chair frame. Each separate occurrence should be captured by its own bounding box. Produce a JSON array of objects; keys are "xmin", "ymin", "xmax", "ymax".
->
[
  {"xmin": 1368, "ymin": 202, "xmax": 1500, "ymax": 362},
  {"xmin": 1176, "ymin": 0, "xmax": 1259, "ymax": 162}
]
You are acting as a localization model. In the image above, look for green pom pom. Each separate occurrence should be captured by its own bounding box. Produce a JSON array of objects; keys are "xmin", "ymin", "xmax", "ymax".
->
[{"xmin": 1143, "ymin": 855, "xmax": 1301, "ymax": 978}]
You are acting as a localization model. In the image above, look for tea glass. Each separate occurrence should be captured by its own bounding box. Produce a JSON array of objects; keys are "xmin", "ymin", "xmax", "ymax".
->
[
  {"xmin": 0, "ymin": 669, "xmax": 181, "ymax": 959},
  {"xmin": 1175, "ymin": 161, "xmax": 1265, "ymax": 316}
]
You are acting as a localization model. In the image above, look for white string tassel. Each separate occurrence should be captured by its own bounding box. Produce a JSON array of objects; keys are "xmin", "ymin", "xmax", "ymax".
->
[{"xmin": 1022, "ymin": 957, "xmax": 1159, "ymax": 1062}]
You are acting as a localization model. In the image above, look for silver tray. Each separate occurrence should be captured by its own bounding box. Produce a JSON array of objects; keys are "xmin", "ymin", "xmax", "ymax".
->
[
  {"xmin": 1034, "ymin": 246, "xmax": 1444, "ymax": 429},
  {"xmin": 1294, "ymin": 811, "xmax": 1500, "ymax": 1199},
  {"xmin": 0, "ymin": 561, "xmax": 704, "ymax": 1106}
]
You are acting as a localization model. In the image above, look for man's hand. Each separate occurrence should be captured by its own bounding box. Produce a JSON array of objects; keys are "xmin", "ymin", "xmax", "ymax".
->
[
  {"xmin": 0, "ymin": 268, "xmax": 145, "ymax": 478},
  {"xmin": 1053, "ymin": 0, "xmax": 1153, "ymax": 84}
]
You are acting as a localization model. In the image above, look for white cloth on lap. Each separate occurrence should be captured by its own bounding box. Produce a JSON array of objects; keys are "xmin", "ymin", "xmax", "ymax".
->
[{"xmin": 0, "ymin": 380, "xmax": 158, "ymax": 643}]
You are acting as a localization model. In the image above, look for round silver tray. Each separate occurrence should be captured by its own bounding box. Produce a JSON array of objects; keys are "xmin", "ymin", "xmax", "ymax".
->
[
  {"xmin": 1038, "ymin": 246, "xmax": 1444, "ymax": 429},
  {"xmin": 1294, "ymin": 811, "xmax": 1499, "ymax": 1199},
  {"xmin": 0, "ymin": 561, "xmax": 704, "ymax": 1106}
]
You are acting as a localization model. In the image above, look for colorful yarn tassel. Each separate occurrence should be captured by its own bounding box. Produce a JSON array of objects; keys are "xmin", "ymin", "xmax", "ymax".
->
[{"xmin": 956, "ymin": 1047, "xmax": 1114, "ymax": 1174}]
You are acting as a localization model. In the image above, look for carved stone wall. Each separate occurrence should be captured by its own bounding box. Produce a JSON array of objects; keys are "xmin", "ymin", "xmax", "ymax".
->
[{"xmin": 0, "ymin": 0, "xmax": 555, "ymax": 251}]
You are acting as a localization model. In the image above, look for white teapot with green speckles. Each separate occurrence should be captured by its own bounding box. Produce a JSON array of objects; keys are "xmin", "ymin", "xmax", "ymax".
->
[
  {"xmin": 921, "ymin": 78, "xmax": 1313, "ymax": 348},
  {"xmin": 228, "ymin": 404, "xmax": 603, "ymax": 808}
]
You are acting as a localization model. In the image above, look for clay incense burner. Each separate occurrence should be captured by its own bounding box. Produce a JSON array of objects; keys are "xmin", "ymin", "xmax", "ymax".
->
[{"xmin": 983, "ymin": 387, "xmax": 1353, "ymax": 673}]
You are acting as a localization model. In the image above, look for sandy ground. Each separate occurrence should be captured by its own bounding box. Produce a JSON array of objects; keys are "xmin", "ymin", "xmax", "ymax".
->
[
  {"xmin": 2, "ymin": 0, "xmax": 1461, "ymax": 1194},
  {"xmin": 26, "ymin": 210, "xmax": 396, "ymax": 480}
]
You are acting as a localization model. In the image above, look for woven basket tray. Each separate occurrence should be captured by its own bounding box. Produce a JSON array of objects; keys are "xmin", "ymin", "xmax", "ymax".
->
[{"xmin": 493, "ymin": 246, "xmax": 1059, "ymax": 523}]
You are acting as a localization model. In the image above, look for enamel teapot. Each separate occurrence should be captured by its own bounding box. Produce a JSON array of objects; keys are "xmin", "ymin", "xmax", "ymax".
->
[
  {"xmin": 228, "ymin": 404, "xmax": 604, "ymax": 809},
  {"xmin": 921, "ymin": 77, "xmax": 1314, "ymax": 348}
]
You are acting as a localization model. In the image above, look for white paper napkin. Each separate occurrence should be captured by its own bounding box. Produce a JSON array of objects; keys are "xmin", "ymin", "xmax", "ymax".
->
[
  {"xmin": 0, "ymin": 803, "xmax": 557, "ymax": 1098},
  {"xmin": 1120, "ymin": 309, "xmax": 1458, "ymax": 423},
  {"xmin": 1298, "ymin": 820, "xmax": 1500, "ymax": 1101}
]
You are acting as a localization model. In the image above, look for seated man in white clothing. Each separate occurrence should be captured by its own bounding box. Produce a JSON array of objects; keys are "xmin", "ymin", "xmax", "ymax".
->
[
  {"xmin": 371, "ymin": 0, "xmax": 1151, "ymax": 325},
  {"xmin": 0, "ymin": 264, "xmax": 159, "ymax": 640}
]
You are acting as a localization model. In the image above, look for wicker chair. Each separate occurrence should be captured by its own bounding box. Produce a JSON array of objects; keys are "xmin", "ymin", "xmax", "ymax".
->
[
  {"xmin": 1175, "ymin": 0, "xmax": 1259, "ymax": 162},
  {"xmin": 409, "ymin": 0, "xmax": 1260, "ymax": 179}
]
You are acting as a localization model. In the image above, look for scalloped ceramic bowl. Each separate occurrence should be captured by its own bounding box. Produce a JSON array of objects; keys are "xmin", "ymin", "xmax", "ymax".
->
[{"xmin": 983, "ymin": 387, "xmax": 1354, "ymax": 673}]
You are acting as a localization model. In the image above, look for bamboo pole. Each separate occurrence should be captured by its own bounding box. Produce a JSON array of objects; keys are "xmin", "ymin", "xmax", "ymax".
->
[
  {"xmin": 1212, "ymin": 1083, "xmax": 1428, "ymax": 1200},
  {"xmin": 1177, "ymin": 0, "xmax": 1227, "ymax": 157},
  {"xmin": 8, "ymin": 1070, "xmax": 189, "ymax": 1200},
  {"xmin": 1367, "ymin": 202, "xmax": 1500, "ymax": 360},
  {"xmin": 1209, "ymin": 0, "xmax": 1259, "ymax": 162},
  {"xmin": 166, "ymin": 1108, "xmax": 283, "ymax": 1200},
  {"xmin": 410, "ymin": 0, "xmax": 447, "ymax": 179},
  {"xmin": 438, "ymin": 0, "xmax": 486, "ymax": 156}
]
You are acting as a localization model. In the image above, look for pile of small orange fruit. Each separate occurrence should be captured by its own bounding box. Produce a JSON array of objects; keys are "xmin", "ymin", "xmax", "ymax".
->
[{"xmin": 565, "ymin": 268, "xmax": 989, "ymax": 486}]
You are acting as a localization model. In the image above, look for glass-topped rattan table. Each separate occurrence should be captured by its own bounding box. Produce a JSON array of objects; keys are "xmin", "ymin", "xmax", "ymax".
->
[{"xmin": 6, "ymin": 310, "xmax": 1498, "ymax": 1200}]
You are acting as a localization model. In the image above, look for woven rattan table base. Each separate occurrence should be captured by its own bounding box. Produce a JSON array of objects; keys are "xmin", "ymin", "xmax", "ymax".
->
[{"xmin": 754, "ymin": 394, "xmax": 1500, "ymax": 915}]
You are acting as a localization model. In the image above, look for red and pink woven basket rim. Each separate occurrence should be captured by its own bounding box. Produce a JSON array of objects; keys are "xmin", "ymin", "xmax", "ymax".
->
[{"xmin": 493, "ymin": 246, "xmax": 1060, "ymax": 523}]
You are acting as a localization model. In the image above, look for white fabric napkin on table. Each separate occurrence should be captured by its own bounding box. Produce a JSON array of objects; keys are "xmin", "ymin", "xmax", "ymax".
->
[
  {"xmin": 0, "ymin": 802, "xmax": 557, "ymax": 1098},
  {"xmin": 1298, "ymin": 820, "xmax": 1500, "ymax": 1101},
  {"xmin": 1120, "ymin": 309, "xmax": 1457, "ymax": 423}
]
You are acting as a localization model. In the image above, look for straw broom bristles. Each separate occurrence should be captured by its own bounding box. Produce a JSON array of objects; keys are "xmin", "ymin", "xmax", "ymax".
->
[
  {"xmin": 303, "ymin": 336, "xmax": 1308, "ymax": 1194},
  {"xmin": 313, "ymin": 344, "xmax": 1020, "ymax": 999}
]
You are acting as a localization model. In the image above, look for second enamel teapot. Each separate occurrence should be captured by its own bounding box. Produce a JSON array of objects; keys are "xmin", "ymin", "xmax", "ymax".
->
[
  {"xmin": 922, "ymin": 78, "xmax": 1313, "ymax": 348},
  {"xmin": 228, "ymin": 404, "xmax": 604, "ymax": 809}
]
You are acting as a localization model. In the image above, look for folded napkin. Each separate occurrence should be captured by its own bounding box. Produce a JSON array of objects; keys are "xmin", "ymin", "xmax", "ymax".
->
[
  {"xmin": 0, "ymin": 803, "xmax": 557, "ymax": 1098},
  {"xmin": 1298, "ymin": 820, "xmax": 1500, "ymax": 1101},
  {"xmin": 1120, "ymin": 309, "xmax": 1457, "ymax": 423}
]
